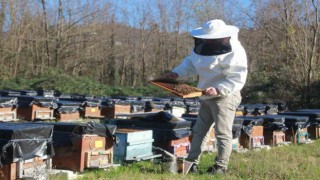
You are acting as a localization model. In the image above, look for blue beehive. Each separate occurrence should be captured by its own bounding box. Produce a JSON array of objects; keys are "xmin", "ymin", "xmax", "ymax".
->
[{"xmin": 113, "ymin": 128, "xmax": 155, "ymax": 163}]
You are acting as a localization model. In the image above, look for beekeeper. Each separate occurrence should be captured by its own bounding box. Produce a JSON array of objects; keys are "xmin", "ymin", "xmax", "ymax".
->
[{"xmin": 163, "ymin": 19, "xmax": 247, "ymax": 175}]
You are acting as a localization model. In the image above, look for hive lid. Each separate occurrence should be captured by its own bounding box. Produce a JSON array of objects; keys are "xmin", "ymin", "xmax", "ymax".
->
[
  {"xmin": 149, "ymin": 81, "xmax": 203, "ymax": 98},
  {"xmin": 0, "ymin": 122, "xmax": 53, "ymax": 140}
]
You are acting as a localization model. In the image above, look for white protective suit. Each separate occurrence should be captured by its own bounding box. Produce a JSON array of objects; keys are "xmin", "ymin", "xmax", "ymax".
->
[
  {"xmin": 172, "ymin": 34, "xmax": 247, "ymax": 99},
  {"xmin": 172, "ymin": 30, "xmax": 248, "ymax": 171}
]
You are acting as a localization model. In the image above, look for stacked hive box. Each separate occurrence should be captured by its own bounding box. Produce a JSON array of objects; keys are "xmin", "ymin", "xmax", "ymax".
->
[
  {"xmin": 112, "ymin": 111, "xmax": 192, "ymax": 157},
  {"xmin": 100, "ymin": 100, "xmax": 131, "ymax": 119},
  {"xmin": 258, "ymin": 114, "xmax": 288, "ymax": 146},
  {"xmin": 57, "ymin": 97, "xmax": 104, "ymax": 119},
  {"xmin": 113, "ymin": 128, "xmax": 159, "ymax": 163},
  {"xmin": 286, "ymin": 110, "xmax": 320, "ymax": 139},
  {"xmin": 236, "ymin": 116, "xmax": 265, "ymax": 149},
  {"xmin": 153, "ymin": 134, "xmax": 191, "ymax": 157},
  {"xmin": 277, "ymin": 113, "xmax": 309, "ymax": 144},
  {"xmin": 16, "ymin": 96, "xmax": 57, "ymax": 121},
  {"xmin": 0, "ymin": 123, "xmax": 54, "ymax": 180},
  {"xmin": 54, "ymin": 100, "xmax": 82, "ymax": 121},
  {"xmin": 80, "ymin": 98, "xmax": 103, "ymax": 118},
  {"xmin": 42, "ymin": 122, "xmax": 115, "ymax": 172},
  {"xmin": 0, "ymin": 97, "xmax": 18, "ymax": 122}
]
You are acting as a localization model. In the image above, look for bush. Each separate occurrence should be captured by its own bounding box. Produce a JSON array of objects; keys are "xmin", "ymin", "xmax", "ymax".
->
[{"xmin": 0, "ymin": 69, "xmax": 169, "ymax": 97}]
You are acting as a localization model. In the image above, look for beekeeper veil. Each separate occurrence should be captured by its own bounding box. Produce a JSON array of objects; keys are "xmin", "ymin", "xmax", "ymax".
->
[{"xmin": 191, "ymin": 19, "xmax": 241, "ymax": 56}]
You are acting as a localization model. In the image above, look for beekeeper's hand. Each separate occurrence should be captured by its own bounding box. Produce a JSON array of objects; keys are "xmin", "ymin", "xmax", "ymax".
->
[
  {"xmin": 204, "ymin": 87, "xmax": 220, "ymax": 96},
  {"xmin": 163, "ymin": 72, "xmax": 179, "ymax": 79}
]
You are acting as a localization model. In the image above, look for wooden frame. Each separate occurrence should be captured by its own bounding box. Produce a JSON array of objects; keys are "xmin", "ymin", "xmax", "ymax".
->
[{"xmin": 149, "ymin": 81, "xmax": 203, "ymax": 98}]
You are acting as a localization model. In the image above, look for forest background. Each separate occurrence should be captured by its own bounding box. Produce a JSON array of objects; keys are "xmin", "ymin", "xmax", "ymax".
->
[{"xmin": 0, "ymin": 0, "xmax": 319, "ymax": 109}]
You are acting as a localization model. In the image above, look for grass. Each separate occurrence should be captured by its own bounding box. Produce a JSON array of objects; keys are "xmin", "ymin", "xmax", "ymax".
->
[{"xmin": 63, "ymin": 139, "xmax": 320, "ymax": 180}]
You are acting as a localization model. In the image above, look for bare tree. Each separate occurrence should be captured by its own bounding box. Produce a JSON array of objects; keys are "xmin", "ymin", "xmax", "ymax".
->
[{"xmin": 40, "ymin": 0, "xmax": 51, "ymax": 67}]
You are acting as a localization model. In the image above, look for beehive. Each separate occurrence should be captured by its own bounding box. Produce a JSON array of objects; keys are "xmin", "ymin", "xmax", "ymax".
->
[{"xmin": 113, "ymin": 128, "xmax": 155, "ymax": 163}]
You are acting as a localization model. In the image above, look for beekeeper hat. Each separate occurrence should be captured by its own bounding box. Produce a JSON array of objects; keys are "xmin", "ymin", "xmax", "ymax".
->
[{"xmin": 191, "ymin": 19, "xmax": 239, "ymax": 39}]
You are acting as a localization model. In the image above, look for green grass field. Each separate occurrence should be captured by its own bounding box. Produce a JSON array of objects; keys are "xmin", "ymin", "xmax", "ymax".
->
[{"xmin": 57, "ymin": 139, "xmax": 320, "ymax": 180}]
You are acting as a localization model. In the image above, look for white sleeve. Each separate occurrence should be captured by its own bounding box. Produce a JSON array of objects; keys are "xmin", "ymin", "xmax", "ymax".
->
[
  {"xmin": 172, "ymin": 56, "xmax": 198, "ymax": 79},
  {"xmin": 216, "ymin": 47, "xmax": 248, "ymax": 96}
]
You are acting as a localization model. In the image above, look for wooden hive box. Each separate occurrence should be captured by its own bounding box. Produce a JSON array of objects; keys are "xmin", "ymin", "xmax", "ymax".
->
[
  {"xmin": 308, "ymin": 125, "xmax": 320, "ymax": 139},
  {"xmin": 264, "ymin": 130, "xmax": 286, "ymax": 146},
  {"xmin": 294, "ymin": 110, "xmax": 320, "ymax": 139},
  {"xmin": 285, "ymin": 127, "xmax": 309, "ymax": 144},
  {"xmin": 17, "ymin": 104, "xmax": 55, "ymax": 121},
  {"xmin": 80, "ymin": 99, "xmax": 104, "ymax": 118},
  {"xmin": 54, "ymin": 100, "xmax": 82, "ymax": 121},
  {"xmin": 81, "ymin": 106, "xmax": 103, "ymax": 118},
  {"xmin": 154, "ymin": 136, "xmax": 191, "ymax": 157},
  {"xmin": 41, "ymin": 122, "xmax": 116, "ymax": 172},
  {"xmin": 101, "ymin": 104, "xmax": 131, "ymax": 119},
  {"xmin": 55, "ymin": 97, "xmax": 103, "ymax": 119},
  {"xmin": 0, "ymin": 107, "xmax": 18, "ymax": 122},
  {"xmin": 240, "ymin": 126, "xmax": 264, "ymax": 148},
  {"xmin": 55, "ymin": 112, "xmax": 81, "ymax": 121},
  {"xmin": 237, "ymin": 117, "xmax": 264, "ymax": 149},
  {"xmin": 290, "ymin": 110, "xmax": 320, "ymax": 140},
  {"xmin": 52, "ymin": 134, "xmax": 113, "ymax": 172},
  {"xmin": 0, "ymin": 97, "xmax": 18, "ymax": 122},
  {"xmin": 112, "ymin": 116, "xmax": 192, "ymax": 158},
  {"xmin": 0, "ymin": 123, "xmax": 54, "ymax": 179},
  {"xmin": 258, "ymin": 114, "xmax": 288, "ymax": 146},
  {"xmin": 276, "ymin": 114, "xmax": 310, "ymax": 144},
  {"xmin": 0, "ymin": 157, "xmax": 52, "ymax": 180},
  {"xmin": 296, "ymin": 128, "xmax": 309, "ymax": 143},
  {"xmin": 16, "ymin": 96, "xmax": 56, "ymax": 121}
]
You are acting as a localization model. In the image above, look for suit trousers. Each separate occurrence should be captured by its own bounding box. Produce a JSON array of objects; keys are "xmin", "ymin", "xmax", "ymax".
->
[{"xmin": 186, "ymin": 91, "xmax": 242, "ymax": 169}]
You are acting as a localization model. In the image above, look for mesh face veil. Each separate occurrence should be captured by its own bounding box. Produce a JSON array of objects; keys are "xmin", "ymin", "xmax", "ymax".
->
[{"xmin": 193, "ymin": 37, "xmax": 232, "ymax": 56}]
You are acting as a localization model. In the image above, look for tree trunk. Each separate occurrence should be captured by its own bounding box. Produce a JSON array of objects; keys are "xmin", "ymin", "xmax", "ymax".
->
[{"xmin": 41, "ymin": 0, "xmax": 51, "ymax": 67}]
